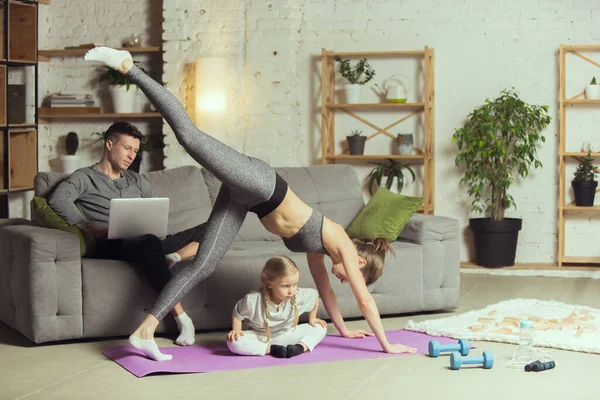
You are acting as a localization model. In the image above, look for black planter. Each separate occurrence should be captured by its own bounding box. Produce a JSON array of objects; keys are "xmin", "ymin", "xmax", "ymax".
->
[
  {"xmin": 347, "ymin": 136, "xmax": 366, "ymax": 155},
  {"xmin": 469, "ymin": 218, "xmax": 522, "ymax": 268},
  {"xmin": 572, "ymin": 181, "xmax": 597, "ymax": 206}
]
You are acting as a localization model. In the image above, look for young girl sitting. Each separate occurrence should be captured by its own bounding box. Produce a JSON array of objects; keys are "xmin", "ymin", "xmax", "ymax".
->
[{"xmin": 227, "ymin": 256, "xmax": 328, "ymax": 358}]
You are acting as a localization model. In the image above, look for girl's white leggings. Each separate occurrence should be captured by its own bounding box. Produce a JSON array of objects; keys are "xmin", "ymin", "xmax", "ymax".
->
[{"xmin": 227, "ymin": 323, "xmax": 327, "ymax": 356}]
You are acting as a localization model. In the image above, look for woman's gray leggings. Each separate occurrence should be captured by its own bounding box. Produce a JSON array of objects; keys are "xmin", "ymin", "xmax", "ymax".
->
[{"xmin": 126, "ymin": 66, "xmax": 276, "ymax": 320}]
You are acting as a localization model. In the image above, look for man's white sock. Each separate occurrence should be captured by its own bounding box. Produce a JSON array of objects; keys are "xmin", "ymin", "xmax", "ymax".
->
[{"xmin": 165, "ymin": 252, "xmax": 182, "ymax": 269}]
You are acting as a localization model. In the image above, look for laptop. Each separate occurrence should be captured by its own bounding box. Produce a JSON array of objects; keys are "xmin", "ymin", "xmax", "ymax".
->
[{"xmin": 107, "ymin": 198, "xmax": 170, "ymax": 240}]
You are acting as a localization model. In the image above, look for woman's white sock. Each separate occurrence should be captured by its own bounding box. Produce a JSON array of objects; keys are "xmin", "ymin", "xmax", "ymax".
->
[
  {"xmin": 174, "ymin": 312, "xmax": 195, "ymax": 346},
  {"xmin": 165, "ymin": 252, "xmax": 182, "ymax": 269},
  {"xmin": 84, "ymin": 46, "xmax": 132, "ymax": 70},
  {"xmin": 128, "ymin": 335, "xmax": 173, "ymax": 361}
]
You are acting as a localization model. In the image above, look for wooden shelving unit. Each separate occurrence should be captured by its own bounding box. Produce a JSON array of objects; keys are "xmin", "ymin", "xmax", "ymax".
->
[
  {"xmin": 558, "ymin": 44, "xmax": 600, "ymax": 266},
  {"xmin": 38, "ymin": 112, "xmax": 162, "ymax": 124},
  {"xmin": 0, "ymin": 0, "xmax": 43, "ymax": 217},
  {"xmin": 320, "ymin": 47, "xmax": 435, "ymax": 214},
  {"xmin": 38, "ymin": 46, "xmax": 161, "ymax": 62}
]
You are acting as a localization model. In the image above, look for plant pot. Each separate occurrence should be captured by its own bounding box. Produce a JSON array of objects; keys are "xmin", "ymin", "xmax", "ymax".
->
[
  {"xmin": 347, "ymin": 136, "xmax": 366, "ymax": 155},
  {"xmin": 59, "ymin": 155, "xmax": 81, "ymax": 174},
  {"xmin": 109, "ymin": 85, "xmax": 137, "ymax": 113},
  {"xmin": 397, "ymin": 133, "xmax": 414, "ymax": 155},
  {"xmin": 585, "ymin": 84, "xmax": 600, "ymax": 100},
  {"xmin": 343, "ymin": 84, "xmax": 363, "ymax": 104},
  {"xmin": 469, "ymin": 217, "xmax": 522, "ymax": 268},
  {"xmin": 572, "ymin": 180, "xmax": 597, "ymax": 206}
]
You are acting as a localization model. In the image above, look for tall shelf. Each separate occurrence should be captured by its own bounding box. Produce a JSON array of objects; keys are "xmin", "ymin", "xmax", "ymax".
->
[
  {"xmin": 320, "ymin": 48, "xmax": 435, "ymax": 215},
  {"xmin": 558, "ymin": 44, "xmax": 600, "ymax": 266},
  {"xmin": 1, "ymin": 0, "xmax": 42, "ymax": 218}
]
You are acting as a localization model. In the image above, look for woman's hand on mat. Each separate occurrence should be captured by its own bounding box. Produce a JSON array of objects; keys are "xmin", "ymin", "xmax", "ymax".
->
[
  {"xmin": 227, "ymin": 330, "xmax": 245, "ymax": 341},
  {"xmin": 385, "ymin": 343, "xmax": 417, "ymax": 354},
  {"xmin": 309, "ymin": 318, "xmax": 327, "ymax": 328},
  {"xmin": 342, "ymin": 329, "xmax": 374, "ymax": 339}
]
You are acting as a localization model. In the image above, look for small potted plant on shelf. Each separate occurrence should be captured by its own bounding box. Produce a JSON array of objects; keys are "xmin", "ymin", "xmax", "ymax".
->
[
  {"xmin": 585, "ymin": 76, "xmax": 600, "ymax": 100},
  {"xmin": 334, "ymin": 56, "xmax": 375, "ymax": 104},
  {"xmin": 97, "ymin": 62, "xmax": 146, "ymax": 113},
  {"xmin": 59, "ymin": 131, "xmax": 81, "ymax": 174},
  {"xmin": 452, "ymin": 87, "xmax": 551, "ymax": 268},
  {"xmin": 572, "ymin": 151, "xmax": 598, "ymax": 206},
  {"xmin": 347, "ymin": 129, "xmax": 366, "ymax": 155},
  {"xmin": 367, "ymin": 158, "xmax": 416, "ymax": 195}
]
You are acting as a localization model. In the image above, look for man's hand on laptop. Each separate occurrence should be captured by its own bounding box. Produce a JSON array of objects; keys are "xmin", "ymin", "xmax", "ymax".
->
[{"xmin": 76, "ymin": 221, "xmax": 108, "ymax": 239}]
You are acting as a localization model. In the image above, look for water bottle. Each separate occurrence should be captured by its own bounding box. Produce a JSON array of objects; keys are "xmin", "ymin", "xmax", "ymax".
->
[{"xmin": 519, "ymin": 319, "xmax": 535, "ymax": 348}]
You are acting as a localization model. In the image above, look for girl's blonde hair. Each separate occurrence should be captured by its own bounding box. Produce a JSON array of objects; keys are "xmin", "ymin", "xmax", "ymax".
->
[
  {"xmin": 260, "ymin": 255, "xmax": 299, "ymax": 341},
  {"xmin": 352, "ymin": 238, "xmax": 394, "ymax": 286}
]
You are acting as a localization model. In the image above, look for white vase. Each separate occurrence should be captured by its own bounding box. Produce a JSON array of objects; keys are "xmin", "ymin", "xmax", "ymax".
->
[
  {"xmin": 109, "ymin": 85, "xmax": 137, "ymax": 113},
  {"xmin": 585, "ymin": 84, "xmax": 600, "ymax": 100},
  {"xmin": 60, "ymin": 155, "xmax": 81, "ymax": 174},
  {"xmin": 344, "ymin": 84, "xmax": 363, "ymax": 104}
]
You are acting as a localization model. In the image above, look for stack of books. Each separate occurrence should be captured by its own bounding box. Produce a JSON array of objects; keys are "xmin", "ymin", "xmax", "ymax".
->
[{"xmin": 39, "ymin": 94, "xmax": 100, "ymax": 116}]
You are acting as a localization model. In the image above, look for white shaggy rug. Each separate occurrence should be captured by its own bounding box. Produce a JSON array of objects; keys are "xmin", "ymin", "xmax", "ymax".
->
[{"xmin": 405, "ymin": 299, "xmax": 600, "ymax": 355}]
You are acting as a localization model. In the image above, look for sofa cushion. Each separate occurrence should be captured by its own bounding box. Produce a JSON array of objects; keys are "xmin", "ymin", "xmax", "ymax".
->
[
  {"xmin": 346, "ymin": 188, "xmax": 423, "ymax": 241},
  {"xmin": 201, "ymin": 164, "xmax": 365, "ymax": 241},
  {"xmin": 143, "ymin": 166, "xmax": 212, "ymax": 235}
]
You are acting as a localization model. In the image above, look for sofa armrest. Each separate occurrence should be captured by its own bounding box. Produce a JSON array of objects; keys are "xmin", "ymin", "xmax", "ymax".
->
[
  {"xmin": 0, "ymin": 225, "xmax": 83, "ymax": 343},
  {"xmin": 398, "ymin": 213, "xmax": 459, "ymax": 244},
  {"xmin": 397, "ymin": 213, "xmax": 460, "ymax": 311}
]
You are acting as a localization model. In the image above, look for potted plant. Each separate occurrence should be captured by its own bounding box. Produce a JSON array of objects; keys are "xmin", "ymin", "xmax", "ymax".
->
[
  {"xmin": 98, "ymin": 62, "xmax": 146, "ymax": 113},
  {"xmin": 572, "ymin": 151, "xmax": 598, "ymax": 206},
  {"xmin": 367, "ymin": 158, "xmax": 416, "ymax": 195},
  {"xmin": 585, "ymin": 76, "xmax": 599, "ymax": 100},
  {"xmin": 334, "ymin": 56, "xmax": 375, "ymax": 104},
  {"xmin": 347, "ymin": 129, "xmax": 366, "ymax": 155},
  {"xmin": 60, "ymin": 131, "xmax": 81, "ymax": 174},
  {"xmin": 452, "ymin": 88, "xmax": 551, "ymax": 268}
]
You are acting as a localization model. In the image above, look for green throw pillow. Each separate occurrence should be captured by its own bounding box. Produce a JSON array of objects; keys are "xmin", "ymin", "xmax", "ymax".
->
[
  {"xmin": 32, "ymin": 196, "xmax": 90, "ymax": 256},
  {"xmin": 346, "ymin": 188, "xmax": 423, "ymax": 241}
]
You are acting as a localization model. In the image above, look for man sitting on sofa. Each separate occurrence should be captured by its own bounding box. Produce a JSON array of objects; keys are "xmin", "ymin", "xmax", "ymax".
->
[{"xmin": 47, "ymin": 122, "xmax": 202, "ymax": 346}]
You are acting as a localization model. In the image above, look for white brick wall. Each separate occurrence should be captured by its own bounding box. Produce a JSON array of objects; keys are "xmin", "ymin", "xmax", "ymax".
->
[{"xmin": 13, "ymin": 0, "xmax": 600, "ymax": 264}]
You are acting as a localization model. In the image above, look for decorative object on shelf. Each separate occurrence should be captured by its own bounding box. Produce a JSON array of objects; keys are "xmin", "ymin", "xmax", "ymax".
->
[
  {"xmin": 123, "ymin": 34, "xmax": 142, "ymax": 48},
  {"xmin": 98, "ymin": 63, "xmax": 146, "ymax": 113},
  {"xmin": 346, "ymin": 129, "xmax": 366, "ymax": 155},
  {"xmin": 572, "ymin": 151, "xmax": 598, "ymax": 206},
  {"xmin": 396, "ymin": 133, "xmax": 414, "ymax": 155},
  {"xmin": 452, "ymin": 87, "xmax": 551, "ymax": 268},
  {"xmin": 60, "ymin": 131, "xmax": 81, "ymax": 174},
  {"xmin": 374, "ymin": 74, "xmax": 409, "ymax": 103},
  {"xmin": 7, "ymin": 85, "xmax": 26, "ymax": 124},
  {"xmin": 334, "ymin": 56, "xmax": 375, "ymax": 104},
  {"xmin": 367, "ymin": 158, "xmax": 416, "ymax": 195},
  {"xmin": 585, "ymin": 76, "xmax": 599, "ymax": 99}
]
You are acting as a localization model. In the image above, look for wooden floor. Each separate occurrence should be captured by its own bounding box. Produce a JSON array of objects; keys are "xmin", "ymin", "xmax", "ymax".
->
[{"xmin": 461, "ymin": 262, "xmax": 600, "ymax": 271}]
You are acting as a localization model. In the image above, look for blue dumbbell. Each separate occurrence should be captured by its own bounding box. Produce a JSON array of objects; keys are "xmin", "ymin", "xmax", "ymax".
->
[
  {"xmin": 428, "ymin": 339, "xmax": 470, "ymax": 357},
  {"xmin": 450, "ymin": 350, "xmax": 494, "ymax": 370}
]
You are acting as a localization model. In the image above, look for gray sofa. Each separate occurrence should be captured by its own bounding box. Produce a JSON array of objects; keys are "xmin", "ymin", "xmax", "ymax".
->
[{"xmin": 0, "ymin": 164, "xmax": 460, "ymax": 344}]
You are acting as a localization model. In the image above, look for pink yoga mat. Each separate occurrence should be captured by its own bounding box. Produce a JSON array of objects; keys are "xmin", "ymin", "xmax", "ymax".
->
[{"xmin": 103, "ymin": 330, "xmax": 461, "ymax": 377}]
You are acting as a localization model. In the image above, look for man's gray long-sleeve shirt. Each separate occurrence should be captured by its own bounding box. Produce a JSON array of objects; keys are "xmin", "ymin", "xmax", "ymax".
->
[{"xmin": 47, "ymin": 164, "xmax": 155, "ymax": 230}]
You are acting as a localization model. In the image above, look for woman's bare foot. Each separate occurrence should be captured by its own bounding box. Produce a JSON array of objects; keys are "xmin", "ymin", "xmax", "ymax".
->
[{"xmin": 84, "ymin": 46, "xmax": 134, "ymax": 74}]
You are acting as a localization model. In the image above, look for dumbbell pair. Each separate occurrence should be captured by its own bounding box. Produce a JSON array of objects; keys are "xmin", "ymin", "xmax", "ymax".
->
[{"xmin": 428, "ymin": 339, "xmax": 494, "ymax": 370}]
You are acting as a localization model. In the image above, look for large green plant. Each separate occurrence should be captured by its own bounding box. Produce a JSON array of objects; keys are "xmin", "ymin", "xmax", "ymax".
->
[
  {"xmin": 98, "ymin": 62, "xmax": 146, "ymax": 91},
  {"xmin": 452, "ymin": 88, "xmax": 551, "ymax": 221}
]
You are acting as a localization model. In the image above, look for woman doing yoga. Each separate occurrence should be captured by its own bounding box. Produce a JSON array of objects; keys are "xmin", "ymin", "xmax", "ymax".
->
[{"xmin": 84, "ymin": 47, "xmax": 417, "ymax": 361}]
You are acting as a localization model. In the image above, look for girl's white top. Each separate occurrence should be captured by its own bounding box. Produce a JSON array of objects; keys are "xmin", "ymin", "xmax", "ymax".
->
[{"xmin": 233, "ymin": 288, "xmax": 318, "ymax": 336}]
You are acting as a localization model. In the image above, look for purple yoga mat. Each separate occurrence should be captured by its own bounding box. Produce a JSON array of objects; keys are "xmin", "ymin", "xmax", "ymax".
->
[{"xmin": 103, "ymin": 330, "xmax": 460, "ymax": 377}]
